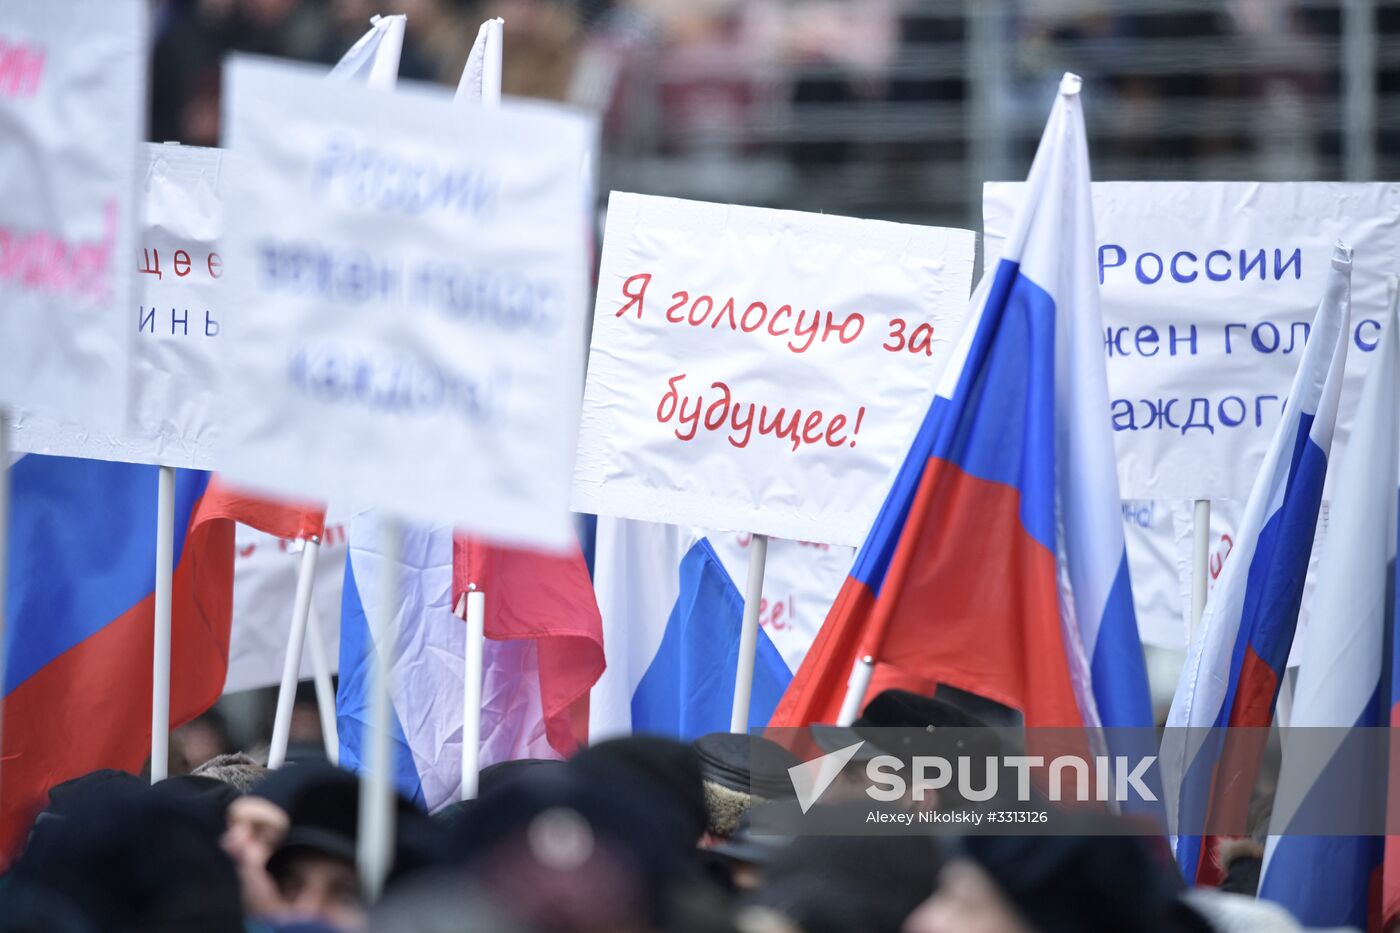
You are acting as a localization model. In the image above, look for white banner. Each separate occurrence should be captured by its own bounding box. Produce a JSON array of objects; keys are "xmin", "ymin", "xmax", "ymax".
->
[
  {"xmin": 984, "ymin": 182, "xmax": 1400, "ymax": 500},
  {"xmin": 13, "ymin": 144, "xmax": 229, "ymax": 465},
  {"xmin": 225, "ymin": 522, "xmax": 347, "ymax": 694},
  {"xmin": 1120, "ymin": 496, "xmax": 1329, "ymax": 655},
  {"xmin": 218, "ymin": 58, "xmax": 593, "ymax": 547},
  {"xmin": 0, "ymin": 0, "xmax": 146, "ymax": 426},
  {"xmin": 1119, "ymin": 500, "xmax": 1183, "ymax": 651},
  {"xmin": 573, "ymin": 193, "xmax": 976, "ymax": 545}
]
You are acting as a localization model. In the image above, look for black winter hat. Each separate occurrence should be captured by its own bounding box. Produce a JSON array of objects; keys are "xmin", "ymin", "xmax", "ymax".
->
[
  {"xmin": 258, "ymin": 762, "xmax": 443, "ymax": 884},
  {"xmin": 693, "ymin": 732, "xmax": 800, "ymax": 799},
  {"xmin": 569, "ymin": 735, "xmax": 707, "ymax": 846},
  {"xmin": 150, "ymin": 775, "xmax": 240, "ymax": 842},
  {"xmin": 13, "ymin": 790, "xmax": 244, "ymax": 933},
  {"xmin": 811, "ymin": 689, "xmax": 1001, "ymax": 762}
]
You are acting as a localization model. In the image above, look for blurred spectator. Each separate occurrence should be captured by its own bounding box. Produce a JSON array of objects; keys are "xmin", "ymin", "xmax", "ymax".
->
[
  {"xmin": 744, "ymin": 816, "xmax": 943, "ymax": 933},
  {"xmin": 904, "ymin": 815, "xmax": 1192, "ymax": 933},
  {"xmin": 693, "ymin": 732, "xmax": 799, "ymax": 842},
  {"xmin": 175, "ymin": 709, "xmax": 237, "ymax": 769},
  {"xmin": 570, "ymin": 734, "xmax": 709, "ymax": 852},
  {"xmin": 13, "ymin": 789, "xmax": 245, "ymax": 932}
]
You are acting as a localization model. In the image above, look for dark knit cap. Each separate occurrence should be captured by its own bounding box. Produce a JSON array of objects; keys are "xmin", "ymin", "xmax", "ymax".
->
[
  {"xmin": 150, "ymin": 775, "xmax": 241, "ymax": 842},
  {"xmin": 478, "ymin": 758, "xmax": 566, "ymax": 797},
  {"xmin": 13, "ymin": 791, "xmax": 244, "ymax": 933},
  {"xmin": 258, "ymin": 763, "xmax": 443, "ymax": 884},
  {"xmin": 812, "ymin": 689, "xmax": 1001, "ymax": 761},
  {"xmin": 569, "ymin": 735, "xmax": 707, "ymax": 846}
]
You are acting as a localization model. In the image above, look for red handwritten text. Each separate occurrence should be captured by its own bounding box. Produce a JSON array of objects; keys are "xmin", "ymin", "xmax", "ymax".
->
[
  {"xmin": 0, "ymin": 198, "xmax": 116, "ymax": 300},
  {"xmin": 656, "ymin": 373, "xmax": 866, "ymax": 452}
]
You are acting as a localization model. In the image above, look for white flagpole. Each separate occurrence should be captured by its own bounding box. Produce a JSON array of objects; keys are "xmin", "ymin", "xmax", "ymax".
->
[
  {"xmin": 457, "ymin": 589, "xmax": 485, "ymax": 800},
  {"xmin": 151, "ymin": 465, "xmax": 177, "ymax": 783},
  {"xmin": 357, "ymin": 516, "xmax": 400, "ymax": 899},
  {"xmin": 306, "ymin": 603, "xmax": 339, "ymax": 763},
  {"xmin": 729, "ymin": 533, "xmax": 770, "ymax": 733},
  {"xmin": 328, "ymin": 13, "xmax": 406, "ymax": 899},
  {"xmin": 267, "ymin": 536, "xmax": 321, "ymax": 769},
  {"xmin": 836, "ymin": 656, "xmax": 875, "ymax": 726},
  {"xmin": 1190, "ymin": 499, "xmax": 1211, "ymax": 637},
  {"xmin": 453, "ymin": 16, "xmax": 502, "ymax": 803},
  {"xmin": 481, "ymin": 19, "xmax": 503, "ymax": 104}
]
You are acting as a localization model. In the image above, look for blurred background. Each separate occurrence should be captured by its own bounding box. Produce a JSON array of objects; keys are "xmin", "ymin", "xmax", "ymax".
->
[{"xmin": 153, "ymin": 0, "xmax": 1400, "ymax": 233}]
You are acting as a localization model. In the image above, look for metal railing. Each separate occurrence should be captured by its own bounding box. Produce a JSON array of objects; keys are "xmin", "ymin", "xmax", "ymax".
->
[{"xmin": 596, "ymin": 0, "xmax": 1399, "ymax": 231}]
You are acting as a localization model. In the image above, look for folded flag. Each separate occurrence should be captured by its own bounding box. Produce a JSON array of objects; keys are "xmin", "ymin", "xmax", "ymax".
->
[
  {"xmin": 327, "ymin": 13, "xmax": 405, "ymax": 86},
  {"xmin": 198, "ymin": 481, "xmax": 325, "ymax": 542},
  {"xmin": 1257, "ymin": 288, "xmax": 1396, "ymax": 930},
  {"xmin": 589, "ymin": 516, "xmax": 795, "ymax": 742},
  {"xmin": 772, "ymin": 73, "xmax": 1151, "ymax": 733},
  {"xmin": 452, "ymin": 532, "xmax": 605, "ymax": 760},
  {"xmin": 1164, "ymin": 243, "xmax": 1353, "ymax": 884},
  {"xmin": 337, "ymin": 512, "xmax": 604, "ymax": 811}
]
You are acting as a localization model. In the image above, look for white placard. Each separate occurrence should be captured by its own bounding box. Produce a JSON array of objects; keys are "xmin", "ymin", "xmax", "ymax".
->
[
  {"xmin": 219, "ymin": 57, "xmax": 592, "ymax": 547},
  {"xmin": 13, "ymin": 144, "xmax": 229, "ymax": 466},
  {"xmin": 573, "ymin": 193, "xmax": 975, "ymax": 545},
  {"xmin": 225, "ymin": 521, "xmax": 347, "ymax": 695},
  {"xmin": 0, "ymin": 0, "xmax": 147, "ymax": 425},
  {"xmin": 984, "ymin": 182, "xmax": 1400, "ymax": 500}
]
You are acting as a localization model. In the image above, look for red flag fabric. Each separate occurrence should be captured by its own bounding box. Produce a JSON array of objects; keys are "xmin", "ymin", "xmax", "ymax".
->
[
  {"xmin": 452, "ymin": 534, "xmax": 605, "ymax": 757},
  {"xmin": 198, "ymin": 479, "xmax": 326, "ymax": 541}
]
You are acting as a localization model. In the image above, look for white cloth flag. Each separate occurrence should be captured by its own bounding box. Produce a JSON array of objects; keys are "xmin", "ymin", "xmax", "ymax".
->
[
  {"xmin": 456, "ymin": 18, "xmax": 502, "ymax": 104},
  {"xmin": 327, "ymin": 15, "xmax": 405, "ymax": 87},
  {"xmin": 225, "ymin": 526, "xmax": 347, "ymax": 694}
]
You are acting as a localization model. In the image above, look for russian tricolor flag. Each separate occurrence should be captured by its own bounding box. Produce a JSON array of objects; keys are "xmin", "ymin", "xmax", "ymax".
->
[
  {"xmin": 337, "ymin": 512, "xmax": 604, "ymax": 811},
  {"xmin": 1256, "ymin": 289, "xmax": 1396, "ymax": 930},
  {"xmin": 1, "ymin": 457, "xmax": 228, "ymax": 861},
  {"xmin": 1164, "ymin": 244, "xmax": 1353, "ymax": 884},
  {"xmin": 772, "ymin": 74, "xmax": 1151, "ymax": 733},
  {"xmin": 589, "ymin": 516, "xmax": 793, "ymax": 742},
  {"xmin": 0, "ymin": 454, "xmax": 324, "ymax": 862}
]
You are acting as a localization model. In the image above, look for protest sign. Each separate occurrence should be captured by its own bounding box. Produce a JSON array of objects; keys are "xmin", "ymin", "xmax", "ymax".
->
[
  {"xmin": 0, "ymin": 0, "xmax": 146, "ymax": 426},
  {"xmin": 984, "ymin": 182, "xmax": 1400, "ymax": 500},
  {"xmin": 572, "ymin": 193, "xmax": 976, "ymax": 545},
  {"xmin": 218, "ymin": 57, "xmax": 593, "ymax": 547},
  {"xmin": 13, "ymin": 144, "xmax": 229, "ymax": 466}
]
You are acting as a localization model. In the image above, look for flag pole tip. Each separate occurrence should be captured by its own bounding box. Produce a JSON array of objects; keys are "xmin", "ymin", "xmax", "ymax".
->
[{"xmin": 1059, "ymin": 73, "xmax": 1083, "ymax": 96}]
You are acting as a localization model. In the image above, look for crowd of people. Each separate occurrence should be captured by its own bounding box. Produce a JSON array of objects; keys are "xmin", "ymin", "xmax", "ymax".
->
[{"xmin": 0, "ymin": 690, "xmax": 1322, "ymax": 932}]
